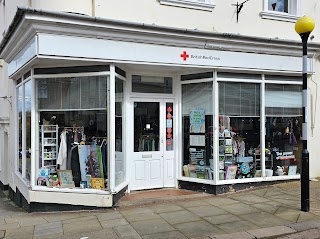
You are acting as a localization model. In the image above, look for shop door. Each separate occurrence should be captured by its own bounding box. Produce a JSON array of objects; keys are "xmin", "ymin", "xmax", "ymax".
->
[{"xmin": 130, "ymin": 99, "xmax": 175, "ymax": 190}]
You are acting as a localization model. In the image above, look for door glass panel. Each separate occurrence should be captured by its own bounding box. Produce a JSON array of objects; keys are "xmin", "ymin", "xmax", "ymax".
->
[
  {"xmin": 166, "ymin": 103, "xmax": 173, "ymax": 151},
  {"xmin": 134, "ymin": 102, "xmax": 160, "ymax": 152}
]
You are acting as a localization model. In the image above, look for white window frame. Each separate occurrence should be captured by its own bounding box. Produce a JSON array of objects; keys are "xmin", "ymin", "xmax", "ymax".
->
[
  {"xmin": 261, "ymin": 0, "xmax": 301, "ymax": 22},
  {"xmin": 158, "ymin": 0, "xmax": 215, "ymax": 11}
]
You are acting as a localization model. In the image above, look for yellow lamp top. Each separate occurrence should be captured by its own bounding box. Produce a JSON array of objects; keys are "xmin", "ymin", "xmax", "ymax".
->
[{"xmin": 295, "ymin": 16, "xmax": 315, "ymax": 35}]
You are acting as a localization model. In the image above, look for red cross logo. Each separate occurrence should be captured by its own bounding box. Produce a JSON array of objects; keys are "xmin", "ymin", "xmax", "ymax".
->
[{"xmin": 180, "ymin": 51, "xmax": 189, "ymax": 61}]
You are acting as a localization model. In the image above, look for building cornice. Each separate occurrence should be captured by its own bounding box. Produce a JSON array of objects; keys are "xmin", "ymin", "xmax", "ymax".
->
[{"xmin": 1, "ymin": 7, "xmax": 320, "ymax": 62}]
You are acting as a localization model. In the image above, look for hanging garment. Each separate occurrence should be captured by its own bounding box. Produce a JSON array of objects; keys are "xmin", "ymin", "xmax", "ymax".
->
[{"xmin": 57, "ymin": 131, "xmax": 67, "ymax": 170}]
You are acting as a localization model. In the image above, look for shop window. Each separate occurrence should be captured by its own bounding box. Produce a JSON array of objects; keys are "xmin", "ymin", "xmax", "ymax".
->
[
  {"xmin": 182, "ymin": 82, "xmax": 213, "ymax": 180},
  {"xmin": 132, "ymin": 75, "xmax": 172, "ymax": 94},
  {"xmin": 158, "ymin": 0, "xmax": 215, "ymax": 11},
  {"xmin": 25, "ymin": 80, "xmax": 32, "ymax": 180},
  {"xmin": 17, "ymin": 86, "xmax": 23, "ymax": 174},
  {"xmin": 265, "ymin": 84, "xmax": 302, "ymax": 177},
  {"xmin": 36, "ymin": 75, "xmax": 110, "ymax": 190},
  {"xmin": 115, "ymin": 77, "xmax": 125, "ymax": 186},
  {"xmin": 261, "ymin": 0, "xmax": 301, "ymax": 22},
  {"xmin": 218, "ymin": 82, "xmax": 261, "ymax": 180}
]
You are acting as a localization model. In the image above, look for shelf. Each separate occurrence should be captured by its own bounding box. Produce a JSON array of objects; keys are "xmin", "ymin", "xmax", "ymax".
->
[
  {"xmin": 44, "ymin": 144, "xmax": 57, "ymax": 147},
  {"xmin": 43, "ymin": 158, "xmax": 57, "ymax": 160}
]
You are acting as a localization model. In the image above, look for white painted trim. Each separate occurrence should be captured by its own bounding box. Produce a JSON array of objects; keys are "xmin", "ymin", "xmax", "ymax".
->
[
  {"xmin": 33, "ymin": 72, "xmax": 111, "ymax": 79},
  {"xmin": 31, "ymin": 186, "xmax": 111, "ymax": 194},
  {"xmin": 31, "ymin": 74, "xmax": 36, "ymax": 187},
  {"xmin": 159, "ymin": 0, "xmax": 215, "ymax": 11},
  {"xmin": 22, "ymin": 83, "xmax": 26, "ymax": 179},
  {"xmin": 261, "ymin": 77, "xmax": 266, "ymax": 177},
  {"xmin": 213, "ymin": 71, "xmax": 218, "ymax": 183},
  {"xmin": 260, "ymin": 11, "xmax": 299, "ymax": 22},
  {"xmin": 37, "ymin": 108, "xmax": 107, "ymax": 112},
  {"xmin": 109, "ymin": 64, "xmax": 116, "ymax": 192},
  {"xmin": 113, "ymin": 181, "xmax": 129, "ymax": 194},
  {"xmin": 217, "ymin": 78, "xmax": 262, "ymax": 83},
  {"xmin": 265, "ymin": 80, "xmax": 302, "ymax": 85}
]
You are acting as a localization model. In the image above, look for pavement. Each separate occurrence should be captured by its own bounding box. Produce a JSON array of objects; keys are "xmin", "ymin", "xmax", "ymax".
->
[{"xmin": 1, "ymin": 180, "xmax": 320, "ymax": 238}]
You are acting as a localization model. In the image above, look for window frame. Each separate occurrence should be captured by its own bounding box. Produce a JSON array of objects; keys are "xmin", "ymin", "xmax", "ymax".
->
[
  {"xmin": 158, "ymin": 0, "xmax": 215, "ymax": 11},
  {"xmin": 261, "ymin": 0, "xmax": 301, "ymax": 22}
]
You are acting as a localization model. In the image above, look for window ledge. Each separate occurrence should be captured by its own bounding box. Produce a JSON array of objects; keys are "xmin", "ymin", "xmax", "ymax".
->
[
  {"xmin": 260, "ymin": 11, "xmax": 299, "ymax": 22},
  {"xmin": 159, "ymin": 0, "xmax": 215, "ymax": 11}
]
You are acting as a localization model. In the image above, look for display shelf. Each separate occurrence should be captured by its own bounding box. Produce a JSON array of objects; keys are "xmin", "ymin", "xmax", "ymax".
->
[{"xmin": 41, "ymin": 125, "xmax": 58, "ymax": 173}]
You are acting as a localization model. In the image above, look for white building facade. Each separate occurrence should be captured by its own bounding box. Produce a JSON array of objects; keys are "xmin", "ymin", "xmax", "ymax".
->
[{"xmin": 1, "ymin": 0, "xmax": 320, "ymax": 211}]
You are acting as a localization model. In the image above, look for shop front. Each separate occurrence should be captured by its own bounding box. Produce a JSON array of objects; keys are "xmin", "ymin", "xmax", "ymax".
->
[{"xmin": 0, "ymin": 8, "xmax": 317, "ymax": 211}]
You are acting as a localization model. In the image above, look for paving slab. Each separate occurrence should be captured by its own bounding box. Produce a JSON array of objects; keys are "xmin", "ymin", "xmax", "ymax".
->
[
  {"xmin": 176, "ymin": 200, "xmax": 210, "ymax": 208},
  {"xmin": 187, "ymin": 205, "xmax": 228, "ymax": 217},
  {"xmin": 204, "ymin": 231, "xmax": 255, "ymax": 239},
  {"xmin": 174, "ymin": 220, "xmax": 225, "ymax": 238},
  {"xmin": 246, "ymin": 225, "xmax": 296, "ymax": 238},
  {"xmin": 0, "ymin": 231, "xmax": 4, "ymax": 239},
  {"xmin": 33, "ymin": 232, "xmax": 64, "ymax": 239},
  {"xmin": 287, "ymin": 220, "xmax": 320, "ymax": 232},
  {"xmin": 239, "ymin": 212, "xmax": 291, "ymax": 227},
  {"xmin": 121, "ymin": 233, "xmax": 142, "ymax": 239},
  {"xmin": 251, "ymin": 201, "xmax": 282, "ymax": 214},
  {"xmin": 100, "ymin": 218, "xmax": 129, "ymax": 228},
  {"xmin": 148, "ymin": 204, "xmax": 184, "ymax": 213},
  {"xmin": 218, "ymin": 203, "xmax": 261, "ymax": 215},
  {"xmin": 114, "ymin": 224, "xmax": 139, "ymax": 237},
  {"xmin": 0, "ymin": 223, "xmax": 20, "ymax": 231},
  {"xmin": 96, "ymin": 211, "xmax": 125, "ymax": 221},
  {"xmin": 123, "ymin": 212, "xmax": 160, "ymax": 222},
  {"xmin": 42, "ymin": 213, "xmax": 82, "ymax": 223},
  {"xmin": 62, "ymin": 218, "xmax": 102, "ymax": 236},
  {"xmin": 204, "ymin": 214, "xmax": 243, "ymax": 225},
  {"xmin": 34, "ymin": 221, "xmax": 63, "ymax": 237},
  {"xmin": 205, "ymin": 198, "xmax": 239, "ymax": 207},
  {"xmin": 57, "ymin": 228, "xmax": 120, "ymax": 239},
  {"xmin": 215, "ymin": 220, "xmax": 260, "ymax": 233},
  {"xmin": 159, "ymin": 210, "xmax": 201, "ymax": 224},
  {"xmin": 297, "ymin": 212, "xmax": 320, "ymax": 222},
  {"xmin": 130, "ymin": 218, "xmax": 175, "ymax": 235},
  {"xmin": 141, "ymin": 230, "xmax": 188, "ymax": 239},
  {"xmin": 276, "ymin": 228, "xmax": 320, "ymax": 239},
  {"xmin": 120, "ymin": 207, "xmax": 154, "ymax": 216},
  {"xmin": 62, "ymin": 215, "xmax": 97, "ymax": 224},
  {"xmin": 230, "ymin": 194, "xmax": 271, "ymax": 204}
]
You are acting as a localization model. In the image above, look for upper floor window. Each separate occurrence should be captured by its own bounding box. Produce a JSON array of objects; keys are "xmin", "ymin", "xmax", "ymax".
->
[
  {"xmin": 261, "ymin": 0, "xmax": 301, "ymax": 22},
  {"xmin": 158, "ymin": 0, "xmax": 215, "ymax": 11}
]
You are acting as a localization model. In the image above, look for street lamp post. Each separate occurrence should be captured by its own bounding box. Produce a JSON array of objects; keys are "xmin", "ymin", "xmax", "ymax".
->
[{"xmin": 295, "ymin": 16, "xmax": 315, "ymax": 212}]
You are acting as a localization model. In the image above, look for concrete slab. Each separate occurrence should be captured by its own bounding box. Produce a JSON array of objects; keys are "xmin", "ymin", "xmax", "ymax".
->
[
  {"xmin": 123, "ymin": 212, "xmax": 160, "ymax": 222},
  {"xmin": 297, "ymin": 212, "xmax": 320, "ymax": 222},
  {"xmin": 43, "ymin": 213, "xmax": 82, "ymax": 223},
  {"xmin": 0, "ymin": 222, "xmax": 20, "ymax": 230},
  {"xmin": 187, "ymin": 205, "xmax": 228, "ymax": 217},
  {"xmin": 141, "ymin": 230, "xmax": 188, "ymax": 239},
  {"xmin": 276, "ymin": 211, "xmax": 300, "ymax": 222},
  {"xmin": 287, "ymin": 220, "xmax": 320, "ymax": 232},
  {"xmin": 251, "ymin": 188, "xmax": 268, "ymax": 197},
  {"xmin": 114, "ymin": 224, "xmax": 139, "ymax": 237},
  {"xmin": 100, "ymin": 218, "xmax": 129, "ymax": 228},
  {"xmin": 57, "ymin": 228, "xmax": 120, "ymax": 239},
  {"xmin": 0, "ymin": 230, "xmax": 4, "ymax": 239},
  {"xmin": 63, "ymin": 219, "xmax": 102, "ymax": 236},
  {"xmin": 215, "ymin": 220, "xmax": 260, "ymax": 233},
  {"xmin": 240, "ymin": 212, "xmax": 291, "ymax": 227},
  {"xmin": 96, "ymin": 211, "xmax": 124, "ymax": 221},
  {"xmin": 130, "ymin": 218, "xmax": 175, "ymax": 235},
  {"xmin": 176, "ymin": 200, "xmax": 210, "ymax": 208},
  {"xmin": 62, "ymin": 215, "xmax": 97, "ymax": 224},
  {"xmin": 251, "ymin": 201, "xmax": 282, "ymax": 214},
  {"xmin": 148, "ymin": 204, "xmax": 184, "ymax": 213},
  {"xmin": 218, "ymin": 203, "xmax": 261, "ymax": 215},
  {"xmin": 230, "ymin": 194, "xmax": 271, "ymax": 204},
  {"xmin": 120, "ymin": 207, "xmax": 154, "ymax": 216},
  {"xmin": 121, "ymin": 233, "xmax": 142, "ymax": 239},
  {"xmin": 205, "ymin": 198, "xmax": 239, "ymax": 207},
  {"xmin": 159, "ymin": 210, "xmax": 201, "ymax": 224},
  {"xmin": 4, "ymin": 225, "xmax": 34, "ymax": 237},
  {"xmin": 276, "ymin": 228, "xmax": 320, "ymax": 239},
  {"xmin": 206, "ymin": 231, "xmax": 255, "ymax": 239},
  {"xmin": 246, "ymin": 225, "xmax": 296, "ymax": 238},
  {"xmin": 204, "ymin": 214, "xmax": 242, "ymax": 225},
  {"xmin": 33, "ymin": 232, "xmax": 64, "ymax": 239},
  {"xmin": 174, "ymin": 220, "xmax": 225, "ymax": 238},
  {"xmin": 34, "ymin": 222, "xmax": 62, "ymax": 236}
]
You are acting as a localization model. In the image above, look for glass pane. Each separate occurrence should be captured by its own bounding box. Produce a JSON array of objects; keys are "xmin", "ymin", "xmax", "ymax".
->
[
  {"xmin": 266, "ymin": 83, "xmax": 302, "ymax": 177},
  {"xmin": 115, "ymin": 78, "xmax": 125, "ymax": 186},
  {"xmin": 166, "ymin": 103, "xmax": 173, "ymax": 151},
  {"xmin": 134, "ymin": 102, "xmax": 160, "ymax": 152},
  {"xmin": 37, "ymin": 76, "xmax": 108, "ymax": 110},
  {"xmin": 268, "ymin": 0, "xmax": 288, "ymax": 13},
  {"xmin": 219, "ymin": 82, "xmax": 260, "ymax": 180},
  {"xmin": 182, "ymin": 82, "xmax": 213, "ymax": 180},
  {"xmin": 18, "ymin": 86, "xmax": 23, "ymax": 174},
  {"xmin": 25, "ymin": 81, "xmax": 32, "ymax": 180},
  {"xmin": 132, "ymin": 75, "xmax": 172, "ymax": 94}
]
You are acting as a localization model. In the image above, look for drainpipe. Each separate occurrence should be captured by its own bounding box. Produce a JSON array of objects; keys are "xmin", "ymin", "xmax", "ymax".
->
[{"xmin": 92, "ymin": 0, "xmax": 95, "ymax": 17}]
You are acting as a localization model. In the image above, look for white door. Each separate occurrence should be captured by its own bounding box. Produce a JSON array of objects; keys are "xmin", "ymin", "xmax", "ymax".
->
[{"xmin": 130, "ymin": 98, "xmax": 175, "ymax": 190}]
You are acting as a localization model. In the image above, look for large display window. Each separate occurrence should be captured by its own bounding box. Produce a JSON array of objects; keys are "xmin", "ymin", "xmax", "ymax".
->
[
  {"xmin": 182, "ymin": 81, "xmax": 214, "ymax": 180},
  {"xmin": 219, "ymin": 82, "xmax": 261, "ymax": 180},
  {"xmin": 265, "ymin": 83, "xmax": 302, "ymax": 177}
]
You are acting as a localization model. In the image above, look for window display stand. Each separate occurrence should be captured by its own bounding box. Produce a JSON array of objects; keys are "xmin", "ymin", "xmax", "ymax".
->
[{"xmin": 41, "ymin": 125, "xmax": 59, "ymax": 173}]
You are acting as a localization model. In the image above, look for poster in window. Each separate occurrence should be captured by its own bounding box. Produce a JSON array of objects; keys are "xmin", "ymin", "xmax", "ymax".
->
[
  {"xmin": 190, "ymin": 108, "xmax": 205, "ymax": 133},
  {"xmin": 78, "ymin": 145, "xmax": 104, "ymax": 181}
]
